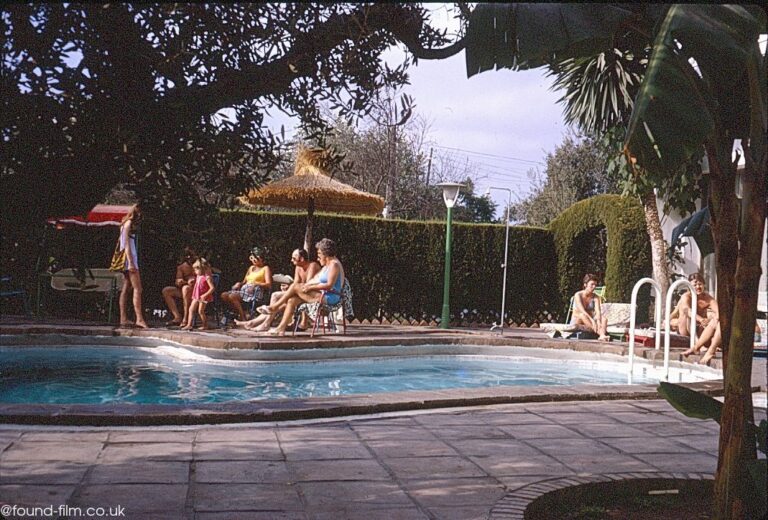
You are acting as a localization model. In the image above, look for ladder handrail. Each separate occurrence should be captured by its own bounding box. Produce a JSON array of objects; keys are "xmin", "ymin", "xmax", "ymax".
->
[
  {"xmin": 664, "ymin": 279, "xmax": 697, "ymax": 380},
  {"xmin": 628, "ymin": 277, "xmax": 662, "ymax": 383}
]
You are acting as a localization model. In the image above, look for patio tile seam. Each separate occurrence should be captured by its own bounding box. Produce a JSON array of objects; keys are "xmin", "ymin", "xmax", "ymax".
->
[
  {"xmin": 60, "ymin": 462, "xmax": 99, "ymax": 515},
  {"xmin": 275, "ymin": 433, "xmax": 319, "ymax": 515},
  {"xmin": 183, "ymin": 459, "xmax": 199, "ymax": 519},
  {"xmin": 349, "ymin": 421, "xmax": 450, "ymax": 519},
  {"xmin": 425, "ymin": 431, "xmax": 509, "ymax": 480}
]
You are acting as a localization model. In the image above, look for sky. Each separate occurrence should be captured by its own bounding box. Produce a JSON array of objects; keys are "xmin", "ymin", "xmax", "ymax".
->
[
  {"xmin": 264, "ymin": 5, "xmax": 572, "ymax": 217},
  {"xmin": 397, "ymin": 50, "xmax": 569, "ymax": 212}
]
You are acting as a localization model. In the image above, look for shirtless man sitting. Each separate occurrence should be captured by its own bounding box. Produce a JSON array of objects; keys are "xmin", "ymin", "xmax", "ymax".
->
[
  {"xmin": 161, "ymin": 246, "xmax": 197, "ymax": 326},
  {"xmin": 676, "ymin": 273, "xmax": 722, "ymax": 364},
  {"xmin": 235, "ymin": 248, "xmax": 320, "ymax": 331}
]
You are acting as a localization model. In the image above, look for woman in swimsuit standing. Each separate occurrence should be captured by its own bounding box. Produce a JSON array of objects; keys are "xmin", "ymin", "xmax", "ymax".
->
[
  {"xmin": 112, "ymin": 204, "xmax": 148, "ymax": 328},
  {"xmin": 258, "ymin": 238, "xmax": 344, "ymax": 336},
  {"xmin": 571, "ymin": 273, "xmax": 609, "ymax": 341}
]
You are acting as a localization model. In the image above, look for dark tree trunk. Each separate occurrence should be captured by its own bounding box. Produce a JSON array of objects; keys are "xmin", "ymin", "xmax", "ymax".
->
[{"xmin": 708, "ymin": 133, "xmax": 765, "ymax": 518}]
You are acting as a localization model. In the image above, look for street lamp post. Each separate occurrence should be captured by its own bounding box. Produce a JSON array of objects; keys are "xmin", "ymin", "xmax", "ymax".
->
[
  {"xmin": 436, "ymin": 182, "xmax": 465, "ymax": 329},
  {"xmin": 486, "ymin": 187, "xmax": 512, "ymax": 334}
]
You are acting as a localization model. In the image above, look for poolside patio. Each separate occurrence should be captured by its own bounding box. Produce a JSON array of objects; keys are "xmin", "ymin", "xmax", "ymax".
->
[{"xmin": 1, "ymin": 320, "xmax": 765, "ymax": 519}]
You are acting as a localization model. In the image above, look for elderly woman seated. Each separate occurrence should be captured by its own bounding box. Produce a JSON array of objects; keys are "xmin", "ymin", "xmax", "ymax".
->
[{"xmin": 257, "ymin": 238, "xmax": 344, "ymax": 336}]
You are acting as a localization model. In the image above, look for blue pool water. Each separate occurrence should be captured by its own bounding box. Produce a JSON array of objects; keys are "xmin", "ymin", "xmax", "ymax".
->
[{"xmin": 0, "ymin": 345, "xmax": 661, "ymax": 404}]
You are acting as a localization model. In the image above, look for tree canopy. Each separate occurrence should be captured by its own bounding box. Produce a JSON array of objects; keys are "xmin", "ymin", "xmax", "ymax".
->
[
  {"xmin": 1, "ymin": 3, "xmax": 455, "ymax": 223},
  {"xmin": 509, "ymin": 133, "xmax": 620, "ymax": 226}
]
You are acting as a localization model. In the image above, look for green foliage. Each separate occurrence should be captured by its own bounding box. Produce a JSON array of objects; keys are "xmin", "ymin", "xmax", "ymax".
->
[
  {"xmin": 510, "ymin": 134, "xmax": 621, "ymax": 226},
  {"xmin": 454, "ymin": 179, "xmax": 498, "ymax": 223},
  {"xmin": 625, "ymin": 5, "xmax": 763, "ymax": 176},
  {"xmin": 657, "ymin": 382, "xmax": 767, "ymax": 519},
  {"xmin": 1, "ymin": 4, "xmax": 450, "ymax": 225},
  {"xmin": 656, "ymin": 381, "xmax": 722, "ymax": 423},
  {"xmin": 465, "ymin": 4, "xmax": 650, "ymax": 76},
  {"xmin": 548, "ymin": 194, "xmax": 651, "ymax": 311}
]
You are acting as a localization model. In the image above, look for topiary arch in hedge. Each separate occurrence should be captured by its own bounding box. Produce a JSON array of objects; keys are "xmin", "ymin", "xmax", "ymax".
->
[{"xmin": 548, "ymin": 194, "xmax": 651, "ymax": 311}]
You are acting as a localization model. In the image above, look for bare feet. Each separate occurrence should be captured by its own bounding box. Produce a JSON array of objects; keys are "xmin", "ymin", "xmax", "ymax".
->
[
  {"xmin": 681, "ymin": 348, "xmax": 697, "ymax": 358},
  {"xmin": 268, "ymin": 327, "xmax": 285, "ymax": 336},
  {"xmin": 233, "ymin": 319, "xmax": 248, "ymax": 328},
  {"xmin": 166, "ymin": 318, "xmax": 182, "ymax": 326},
  {"xmin": 181, "ymin": 324, "xmax": 193, "ymax": 331},
  {"xmin": 699, "ymin": 354, "xmax": 715, "ymax": 365},
  {"xmin": 135, "ymin": 321, "xmax": 149, "ymax": 329},
  {"xmin": 119, "ymin": 322, "xmax": 133, "ymax": 328}
]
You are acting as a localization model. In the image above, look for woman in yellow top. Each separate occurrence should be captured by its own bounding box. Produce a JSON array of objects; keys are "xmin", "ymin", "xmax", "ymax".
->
[{"xmin": 221, "ymin": 246, "xmax": 272, "ymax": 321}]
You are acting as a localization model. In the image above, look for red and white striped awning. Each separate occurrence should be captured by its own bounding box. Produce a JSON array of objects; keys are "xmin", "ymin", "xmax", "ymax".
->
[{"xmin": 47, "ymin": 205, "xmax": 132, "ymax": 228}]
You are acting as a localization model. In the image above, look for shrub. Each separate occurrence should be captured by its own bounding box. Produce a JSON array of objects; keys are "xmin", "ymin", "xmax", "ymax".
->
[{"xmin": 548, "ymin": 194, "xmax": 652, "ymax": 315}]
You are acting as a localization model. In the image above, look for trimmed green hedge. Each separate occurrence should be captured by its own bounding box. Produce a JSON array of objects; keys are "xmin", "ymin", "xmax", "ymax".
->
[
  {"xmin": 179, "ymin": 210, "xmax": 562, "ymax": 325},
  {"xmin": 548, "ymin": 194, "xmax": 652, "ymax": 315},
  {"xmin": 2, "ymin": 196, "xmax": 650, "ymax": 326}
]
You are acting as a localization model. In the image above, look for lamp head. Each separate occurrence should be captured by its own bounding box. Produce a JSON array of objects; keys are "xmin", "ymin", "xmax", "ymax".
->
[
  {"xmin": 700, "ymin": 154, "xmax": 710, "ymax": 175},
  {"xmin": 436, "ymin": 182, "xmax": 465, "ymax": 209}
]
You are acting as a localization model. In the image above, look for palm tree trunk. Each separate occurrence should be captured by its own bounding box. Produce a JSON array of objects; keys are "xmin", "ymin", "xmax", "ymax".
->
[
  {"xmin": 709, "ymin": 139, "xmax": 765, "ymax": 518},
  {"xmin": 640, "ymin": 189, "xmax": 670, "ymax": 308}
]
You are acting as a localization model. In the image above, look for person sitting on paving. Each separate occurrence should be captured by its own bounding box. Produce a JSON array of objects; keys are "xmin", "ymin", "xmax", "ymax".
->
[
  {"xmin": 571, "ymin": 273, "xmax": 610, "ymax": 342},
  {"xmin": 162, "ymin": 246, "xmax": 198, "ymax": 326},
  {"xmin": 678, "ymin": 273, "xmax": 722, "ymax": 364}
]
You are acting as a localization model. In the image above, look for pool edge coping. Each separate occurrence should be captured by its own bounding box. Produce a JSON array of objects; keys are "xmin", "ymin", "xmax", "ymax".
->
[{"xmin": 0, "ymin": 327, "xmax": 738, "ymax": 426}]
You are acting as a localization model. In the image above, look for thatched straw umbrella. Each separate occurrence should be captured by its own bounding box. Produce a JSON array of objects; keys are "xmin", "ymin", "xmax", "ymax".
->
[{"xmin": 243, "ymin": 146, "xmax": 385, "ymax": 252}]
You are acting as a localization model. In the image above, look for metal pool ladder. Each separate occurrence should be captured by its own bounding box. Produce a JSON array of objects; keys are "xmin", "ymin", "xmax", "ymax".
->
[{"xmin": 627, "ymin": 278, "xmax": 697, "ymax": 383}]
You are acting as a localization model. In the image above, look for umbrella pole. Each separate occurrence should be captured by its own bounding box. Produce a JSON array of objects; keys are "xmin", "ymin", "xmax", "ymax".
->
[{"xmin": 304, "ymin": 198, "xmax": 315, "ymax": 254}]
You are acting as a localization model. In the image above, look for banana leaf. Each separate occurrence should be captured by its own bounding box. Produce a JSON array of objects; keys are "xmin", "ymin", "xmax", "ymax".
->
[
  {"xmin": 657, "ymin": 381, "xmax": 723, "ymax": 422},
  {"xmin": 465, "ymin": 4, "xmax": 639, "ymax": 77},
  {"xmin": 624, "ymin": 5, "xmax": 764, "ymax": 175}
]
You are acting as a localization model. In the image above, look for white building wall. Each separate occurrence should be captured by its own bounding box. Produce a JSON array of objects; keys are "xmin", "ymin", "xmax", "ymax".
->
[{"xmin": 655, "ymin": 194, "xmax": 767, "ymax": 300}]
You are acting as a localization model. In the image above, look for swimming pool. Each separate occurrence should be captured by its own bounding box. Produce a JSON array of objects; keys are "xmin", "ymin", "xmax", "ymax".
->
[{"xmin": 0, "ymin": 344, "xmax": 719, "ymax": 405}]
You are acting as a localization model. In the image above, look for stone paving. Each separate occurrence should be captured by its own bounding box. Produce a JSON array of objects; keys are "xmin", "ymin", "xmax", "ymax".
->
[
  {"xmin": 1, "ymin": 319, "xmax": 766, "ymax": 519},
  {"xmin": 2, "ymin": 398, "xmax": 766, "ymax": 519}
]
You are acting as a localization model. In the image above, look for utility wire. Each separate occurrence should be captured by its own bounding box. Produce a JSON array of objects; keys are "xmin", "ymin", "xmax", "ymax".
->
[{"xmin": 433, "ymin": 144, "xmax": 545, "ymax": 165}]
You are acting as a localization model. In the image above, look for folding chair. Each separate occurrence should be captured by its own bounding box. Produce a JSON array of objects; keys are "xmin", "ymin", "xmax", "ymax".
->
[
  {"xmin": 293, "ymin": 279, "xmax": 353, "ymax": 337},
  {"xmin": 210, "ymin": 272, "xmax": 222, "ymax": 326}
]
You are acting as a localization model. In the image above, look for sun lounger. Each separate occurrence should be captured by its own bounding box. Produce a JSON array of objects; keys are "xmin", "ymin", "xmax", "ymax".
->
[
  {"xmin": 43, "ymin": 268, "xmax": 123, "ymax": 322},
  {"xmin": 542, "ymin": 302, "xmax": 632, "ymax": 339}
]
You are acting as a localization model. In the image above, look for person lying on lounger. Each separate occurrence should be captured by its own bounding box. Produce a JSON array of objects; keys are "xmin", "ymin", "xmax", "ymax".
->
[{"xmin": 571, "ymin": 273, "xmax": 610, "ymax": 342}]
